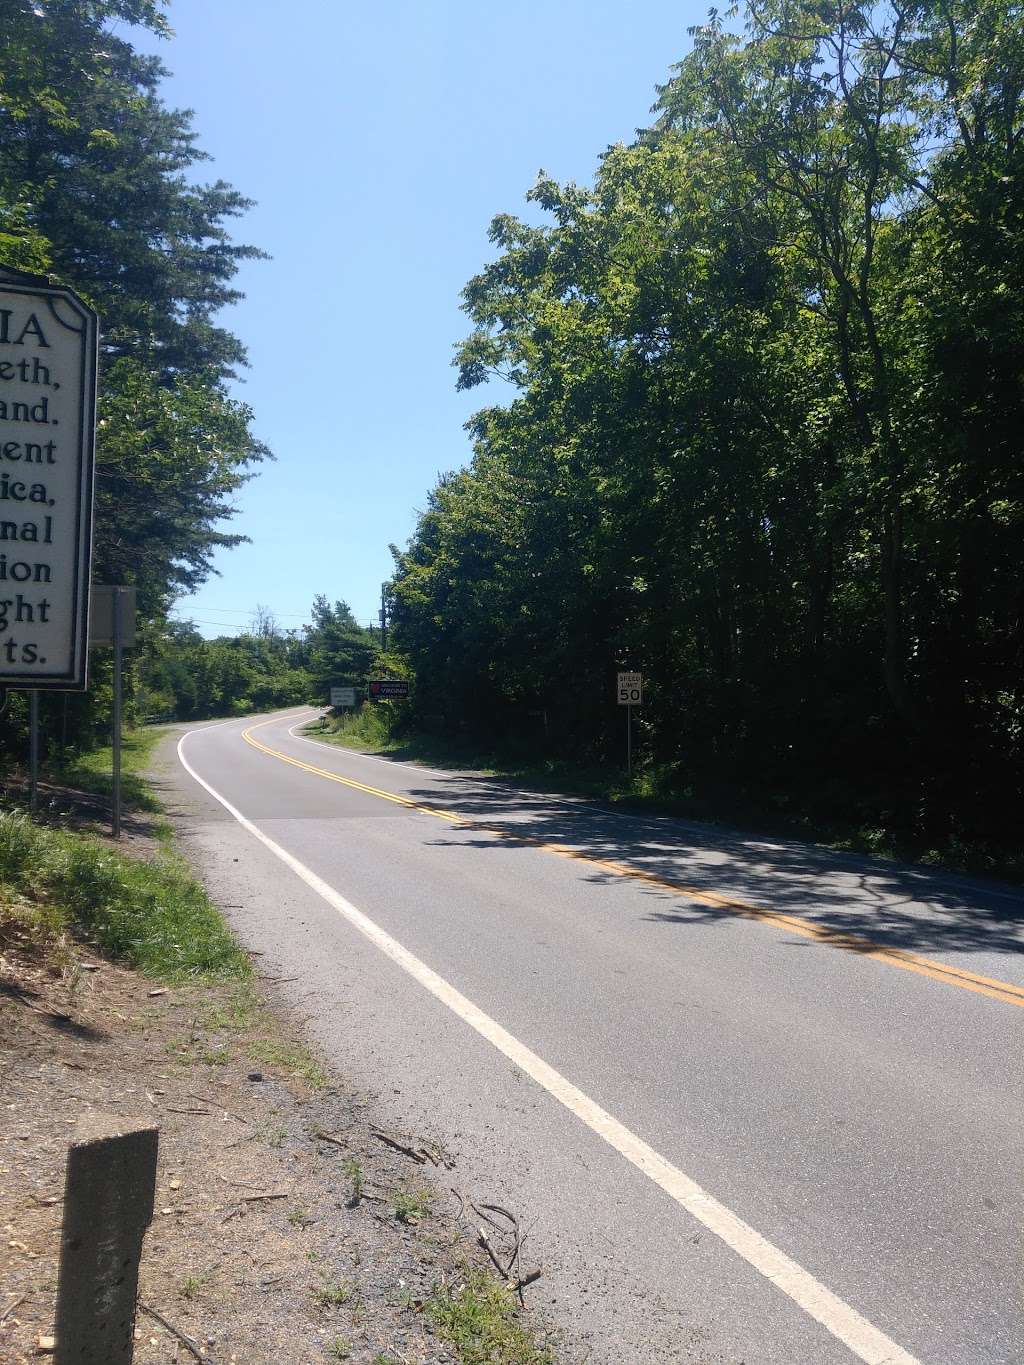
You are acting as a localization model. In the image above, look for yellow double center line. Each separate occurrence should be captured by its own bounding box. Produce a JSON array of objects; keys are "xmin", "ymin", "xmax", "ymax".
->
[{"xmin": 242, "ymin": 721, "xmax": 1024, "ymax": 1010}]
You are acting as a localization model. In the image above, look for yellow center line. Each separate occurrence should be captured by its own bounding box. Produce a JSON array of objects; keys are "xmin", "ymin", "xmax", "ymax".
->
[{"xmin": 241, "ymin": 720, "xmax": 1024, "ymax": 1010}]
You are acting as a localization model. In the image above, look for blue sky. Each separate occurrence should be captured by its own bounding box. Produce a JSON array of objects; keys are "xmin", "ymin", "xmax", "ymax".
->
[{"xmin": 137, "ymin": 1, "xmax": 703, "ymax": 637}]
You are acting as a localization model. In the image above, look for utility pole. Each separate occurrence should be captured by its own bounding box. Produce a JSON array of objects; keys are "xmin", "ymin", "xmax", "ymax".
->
[{"xmin": 379, "ymin": 583, "xmax": 388, "ymax": 653}]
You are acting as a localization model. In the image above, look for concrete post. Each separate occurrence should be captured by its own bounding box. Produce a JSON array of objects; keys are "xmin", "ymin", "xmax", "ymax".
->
[{"xmin": 54, "ymin": 1122, "xmax": 158, "ymax": 1363}]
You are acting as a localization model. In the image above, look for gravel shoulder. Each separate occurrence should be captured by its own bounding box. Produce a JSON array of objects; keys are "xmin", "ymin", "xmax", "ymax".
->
[{"xmin": 0, "ymin": 728, "xmax": 566, "ymax": 1365}]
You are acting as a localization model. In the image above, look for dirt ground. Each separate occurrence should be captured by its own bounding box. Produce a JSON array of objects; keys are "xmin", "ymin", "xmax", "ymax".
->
[{"xmin": 0, "ymin": 784, "xmax": 563, "ymax": 1365}]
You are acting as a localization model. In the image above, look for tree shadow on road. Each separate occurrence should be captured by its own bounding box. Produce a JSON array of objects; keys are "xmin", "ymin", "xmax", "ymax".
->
[{"xmin": 414, "ymin": 773, "xmax": 1023, "ymax": 960}]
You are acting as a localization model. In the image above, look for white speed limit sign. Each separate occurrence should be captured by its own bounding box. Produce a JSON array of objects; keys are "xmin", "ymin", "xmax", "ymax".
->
[{"xmin": 617, "ymin": 671, "xmax": 642, "ymax": 706}]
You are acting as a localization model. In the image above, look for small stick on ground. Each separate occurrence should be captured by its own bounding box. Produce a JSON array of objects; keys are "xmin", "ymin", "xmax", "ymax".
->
[
  {"xmin": 371, "ymin": 1129, "xmax": 429, "ymax": 1164},
  {"xmin": 476, "ymin": 1227, "xmax": 510, "ymax": 1282},
  {"xmin": 138, "ymin": 1300, "xmax": 204, "ymax": 1362},
  {"xmin": 1, "ymin": 1294, "xmax": 26, "ymax": 1324}
]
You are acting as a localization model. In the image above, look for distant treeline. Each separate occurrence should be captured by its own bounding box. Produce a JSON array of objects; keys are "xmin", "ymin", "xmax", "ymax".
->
[
  {"xmin": 388, "ymin": 0, "xmax": 1024, "ymax": 859},
  {"xmin": 142, "ymin": 598, "xmax": 375, "ymax": 720}
]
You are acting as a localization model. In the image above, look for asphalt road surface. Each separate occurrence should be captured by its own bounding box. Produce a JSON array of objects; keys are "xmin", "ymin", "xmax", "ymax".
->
[{"xmin": 168, "ymin": 708, "xmax": 1024, "ymax": 1365}]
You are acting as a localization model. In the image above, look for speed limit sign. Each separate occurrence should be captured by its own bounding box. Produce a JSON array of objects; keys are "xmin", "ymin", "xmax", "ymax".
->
[{"xmin": 617, "ymin": 671, "xmax": 643, "ymax": 706}]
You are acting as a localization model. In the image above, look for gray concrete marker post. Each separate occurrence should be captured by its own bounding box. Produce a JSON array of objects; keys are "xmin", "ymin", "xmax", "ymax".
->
[{"xmin": 54, "ymin": 1123, "xmax": 158, "ymax": 1364}]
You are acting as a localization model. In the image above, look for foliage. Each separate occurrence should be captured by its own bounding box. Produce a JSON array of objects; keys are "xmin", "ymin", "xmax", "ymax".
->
[
  {"xmin": 0, "ymin": 808, "xmax": 250, "ymax": 980},
  {"xmin": 389, "ymin": 0, "xmax": 1024, "ymax": 861},
  {"xmin": 0, "ymin": 0, "xmax": 267, "ymax": 752},
  {"xmin": 138, "ymin": 594, "xmax": 378, "ymax": 720},
  {"xmin": 427, "ymin": 1268, "xmax": 555, "ymax": 1365}
]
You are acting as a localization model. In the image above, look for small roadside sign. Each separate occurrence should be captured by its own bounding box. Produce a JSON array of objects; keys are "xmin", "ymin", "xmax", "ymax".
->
[
  {"xmin": 89, "ymin": 585, "xmax": 137, "ymax": 648},
  {"xmin": 330, "ymin": 685, "xmax": 356, "ymax": 708},
  {"xmin": 369, "ymin": 679, "xmax": 409, "ymax": 701},
  {"xmin": 617, "ymin": 672, "xmax": 643, "ymax": 706}
]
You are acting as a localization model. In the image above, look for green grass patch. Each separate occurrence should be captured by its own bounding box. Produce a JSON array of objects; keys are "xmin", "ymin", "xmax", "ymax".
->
[
  {"xmin": 0, "ymin": 808, "xmax": 250, "ymax": 982},
  {"xmin": 427, "ymin": 1268, "xmax": 555, "ymax": 1365},
  {"xmin": 49, "ymin": 726, "xmax": 169, "ymax": 815},
  {"xmin": 249, "ymin": 1036, "xmax": 328, "ymax": 1090}
]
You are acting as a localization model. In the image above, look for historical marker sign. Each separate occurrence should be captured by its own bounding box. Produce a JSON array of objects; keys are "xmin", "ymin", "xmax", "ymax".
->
[
  {"xmin": 617, "ymin": 671, "xmax": 643, "ymax": 706},
  {"xmin": 330, "ymin": 685, "xmax": 356, "ymax": 708},
  {"xmin": 0, "ymin": 267, "xmax": 97, "ymax": 691}
]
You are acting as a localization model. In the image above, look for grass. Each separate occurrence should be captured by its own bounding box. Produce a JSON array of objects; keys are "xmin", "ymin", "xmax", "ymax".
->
[
  {"xmin": 343, "ymin": 1158, "xmax": 365, "ymax": 1205},
  {"xmin": 0, "ymin": 807, "xmax": 250, "ymax": 982},
  {"xmin": 427, "ymin": 1268, "xmax": 555, "ymax": 1365},
  {"xmin": 313, "ymin": 1274, "xmax": 354, "ymax": 1307},
  {"xmin": 249, "ymin": 1037, "xmax": 328, "ymax": 1090},
  {"xmin": 49, "ymin": 726, "xmax": 169, "ymax": 817},
  {"xmin": 392, "ymin": 1184, "xmax": 432, "ymax": 1225}
]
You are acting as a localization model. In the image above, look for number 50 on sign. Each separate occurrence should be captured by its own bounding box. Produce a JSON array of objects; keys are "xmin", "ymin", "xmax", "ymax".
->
[{"xmin": 617, "ymin": 672, "xmax": 642, "ymax": 706}]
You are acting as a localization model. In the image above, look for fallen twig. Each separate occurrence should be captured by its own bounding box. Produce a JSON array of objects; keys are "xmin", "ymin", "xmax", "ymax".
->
[
  {"xmin": 241, "ymin": 1191, "xmax": 288, "ymax": 1203},
  {"xmin": 187, "ymin": 1094, "xmax": 248, "ymax": 1124},
  {"xmin": 476, "ymin": 1226, "xmax": 509, "ymax": 1280},
  {"xmin": 138, "ymin": 1300, "xmax": 204, "ymax": 1362},
  {"xmin": 311, "ymin": 1128, "xmax": 347, "ymax": 1150},
  {"xmin": 1, "ymin": 1294, "xmax": 26, "ymax": 1323},
  {"xmin": 371, "ymin": 1128, "xmax": 428, "ymax": 1164}
]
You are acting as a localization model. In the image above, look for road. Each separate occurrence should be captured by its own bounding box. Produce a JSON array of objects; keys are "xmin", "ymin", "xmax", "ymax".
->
[{"xmin": 169, "ymin": 707, "xmax": 1024, "ymax": 1365}]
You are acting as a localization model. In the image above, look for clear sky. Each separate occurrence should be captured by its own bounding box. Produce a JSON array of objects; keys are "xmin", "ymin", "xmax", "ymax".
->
[{"xmin": 136, "ymin": 1, "xmax": 703, "ymax": 637}]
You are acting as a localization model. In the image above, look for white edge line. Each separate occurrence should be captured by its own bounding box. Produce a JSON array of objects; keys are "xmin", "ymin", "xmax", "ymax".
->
[{"xmin": 177, "ymin": 726, "xmax": 922, "ymax": 1365}]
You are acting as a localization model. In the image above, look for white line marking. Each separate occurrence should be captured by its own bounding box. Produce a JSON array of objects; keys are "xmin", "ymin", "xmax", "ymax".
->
[{"xmin": 177, "ymin": 726, "xmax": 921, "ymax": 1365}]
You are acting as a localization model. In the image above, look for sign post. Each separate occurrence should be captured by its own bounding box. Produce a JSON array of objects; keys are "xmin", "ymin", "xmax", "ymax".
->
[
  {"xmin": 617, "ymin": 672, "xmax": 643, "ymax": 777},
  {"xmin": 89, "ymin": 587, "xmax": 137, "ymax": 839},
  {"xmin": 29, "ymin": 689, "xmax": 39, "ymax": 811},
  {"xmin": 330, "ymin": 685, "xmax": 356, "ymax": 708}
]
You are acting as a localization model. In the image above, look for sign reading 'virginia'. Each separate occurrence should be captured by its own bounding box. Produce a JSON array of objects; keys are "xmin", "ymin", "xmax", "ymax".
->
[{"xmin": 0, "ymin": 267, "xmax": 97, "ymax": 690}]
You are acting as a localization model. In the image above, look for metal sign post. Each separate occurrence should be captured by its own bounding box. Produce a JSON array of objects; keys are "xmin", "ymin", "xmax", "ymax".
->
[
  {"xmin": 89, "ymin": 586, "xmax": 136, "ymax": 838},
  {"xmin": 617, "ymin": 672, "xmax": 643, "ymax": 777},
  {"xmin": 29, "ymin": 690, "xmax": 39, "ymax": 811},
  {"xmin": 112, "ymin": 588, "xmax": 123, "ymax": 839}
]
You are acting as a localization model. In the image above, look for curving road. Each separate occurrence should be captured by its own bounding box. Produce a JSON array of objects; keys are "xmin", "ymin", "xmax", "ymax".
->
[{"xmin": 168, "ymin": 707, "xmax": 1024, "ymax": 1365}]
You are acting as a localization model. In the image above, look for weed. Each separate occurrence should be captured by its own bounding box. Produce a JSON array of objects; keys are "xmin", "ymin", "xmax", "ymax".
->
[
  {"xmin": 325, "ymin": 1339, "xmax": 351, "ymax": 1360},
  {"xmin": 180, "ymin": 1275, "xmax": 201, "ymax": 1301},
  {"xmin": 313, "ymin": 1274, "xmax": 353, "ymax": 1307},
  {"xmin": 197, "ymin": 1043, "xmax": 230, "ymax": 1066},
  {"xmin": 204, "ymin": 980, "xmax": 262, "ymax": 1032},
  {"xmin": 392, "ymin": 1184, "xmax": 432, "ymax": 1225},
  {"xmin": 427, "ymin": 1267, "xmax": 555, "ymax": 1365},
  {"xmin": 288, "ymin": 1204, "xmax": 313, "ymax": 1227},
  {"xmin": 249, "ymin": 1037, "xmax": 327, "ymax": 1090},
  {"xmin": 343, "ymin": 1158, "xmax": 364, "ymax": 1205}
]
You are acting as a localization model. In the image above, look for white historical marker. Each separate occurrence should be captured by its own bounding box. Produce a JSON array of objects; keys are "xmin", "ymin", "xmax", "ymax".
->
[
  {"xmin": 0, "ymin": 267, "xmax": 97, "ymax": 691},
  {"xmin": 330, "ymin": 686, "xmax": 356, "ymax": 708}
]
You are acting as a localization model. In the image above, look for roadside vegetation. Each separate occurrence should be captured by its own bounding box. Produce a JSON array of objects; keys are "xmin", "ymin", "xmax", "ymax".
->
[
  {"xmin": 379, "ymin": 0, "xmax": 1024, "ymax": 878},
  {"xmin": 0, "ymin": 808, "xmax": 249, "ymax": 982}
]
